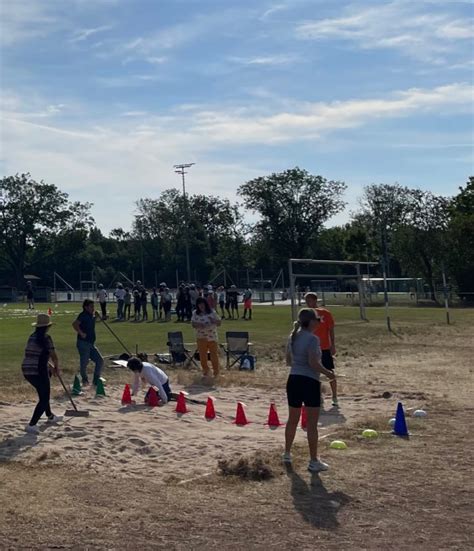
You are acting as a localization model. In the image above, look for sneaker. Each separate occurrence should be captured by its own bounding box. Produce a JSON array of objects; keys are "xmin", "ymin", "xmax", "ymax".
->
[
  {"xmin": 47, "ymin": 415, "xmax": 63, "ymax": 423},
  {"xmin": 82, "ymin": 379, "xmax": 90, "ymax": 386},
  {"xmin": 308, "ymin": 459, "xmax": 329, "ymax": 473},
  {"xmin": 332, "ymin": 398, "xmax": 339, "ymax": 407},
  {"xmin": 25, "ymin": 424, "xmax": 40, "ymax": 435},
  {"xmin": 282, "ymin": 452, "xmax": 292, "ymax": 464}
]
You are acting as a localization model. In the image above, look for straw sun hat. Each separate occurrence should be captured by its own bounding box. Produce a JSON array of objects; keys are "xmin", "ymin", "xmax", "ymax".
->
[{"xmin": 31, "ymin": 313, "xmax": 53, "ymax": 327}]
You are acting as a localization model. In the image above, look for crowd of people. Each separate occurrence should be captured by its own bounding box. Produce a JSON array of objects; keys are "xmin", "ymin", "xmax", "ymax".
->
[{"xmin": 96, "ymin": 281, "xmax": 253, "ymax": 323}]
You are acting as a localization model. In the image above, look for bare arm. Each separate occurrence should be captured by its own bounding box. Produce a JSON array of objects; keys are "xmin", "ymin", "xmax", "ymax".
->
[{"xmin": 308, "ymin": 348, "xmax": 335, "ymax": 380}]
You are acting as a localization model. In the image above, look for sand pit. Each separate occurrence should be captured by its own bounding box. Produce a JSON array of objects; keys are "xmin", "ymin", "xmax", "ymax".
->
[{"xmin": 0, "ymin": 383, "xmax": 357, "ymax": 481}]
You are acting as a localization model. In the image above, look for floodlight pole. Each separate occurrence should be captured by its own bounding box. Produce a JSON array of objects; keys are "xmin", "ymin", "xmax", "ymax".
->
[
  {"xmin": 174, "ymin": 163, "xmax": 195, "ymax": 282},
  {"xmin": 289, "ymin": 259, "xmax": 296, "ymax": 321}
]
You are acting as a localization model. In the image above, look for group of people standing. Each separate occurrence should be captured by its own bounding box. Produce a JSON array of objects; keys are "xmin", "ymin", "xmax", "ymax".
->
[{"xmin": 96, "ymin": 282, "xmax": 253, "ymax": 323}]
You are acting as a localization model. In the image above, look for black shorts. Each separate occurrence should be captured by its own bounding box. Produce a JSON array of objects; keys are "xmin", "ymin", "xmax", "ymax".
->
[
  {"xmin": 321, "ymin": 350, "xmax": 335, "ymax": 371},
  {"xmin": 286, "ymin": 375, "xmax": 321, "ymax": 408}
]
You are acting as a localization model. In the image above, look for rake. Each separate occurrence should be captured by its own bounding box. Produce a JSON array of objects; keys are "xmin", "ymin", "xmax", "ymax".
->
[{"xmin": 54, "ymin": 367, "xmax": 90, "ymax": 417}]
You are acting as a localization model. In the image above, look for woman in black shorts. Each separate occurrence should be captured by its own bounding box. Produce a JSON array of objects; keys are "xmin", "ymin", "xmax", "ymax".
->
[{"xmin": 284, "ymin": 308, "xmax": 336, "ymax": 472}]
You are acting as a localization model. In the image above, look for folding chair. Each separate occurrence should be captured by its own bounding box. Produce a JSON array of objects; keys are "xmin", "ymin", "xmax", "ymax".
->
[
  {"xmin": 224, "ymin": 331, "xmax": 252, "ymax": 369},
  {"xmin": 167, "ymin": 332, "xmax": 199, "ymax": 368}
]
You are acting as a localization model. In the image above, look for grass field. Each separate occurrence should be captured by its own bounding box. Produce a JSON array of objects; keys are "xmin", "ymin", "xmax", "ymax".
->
[{"xmin": 1, "ymin": 302, "xmax": 473, "ymax": 549}]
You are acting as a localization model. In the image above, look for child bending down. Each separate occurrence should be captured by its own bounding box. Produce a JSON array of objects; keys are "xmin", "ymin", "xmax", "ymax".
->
[{"xmin": 127, "ymin": 357, "xmax": 172, "ymax": 404}]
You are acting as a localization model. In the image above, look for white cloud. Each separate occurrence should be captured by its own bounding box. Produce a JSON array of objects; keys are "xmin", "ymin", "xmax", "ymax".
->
[
  {"xmin": 228, "ymin": 54, "xmax": 298, "ymax": 66},
  {"xmin": 296, "ymin": 1, "xmax": 474, "ymax": 63},
  {"xmin": 70, "ymin": 25, "xmax": 113, "ymax": 43},
  {"xmin": 0, "ymin": 1, "xmax": 60, "ymax": 46},
  {"xmin": 2, "ymin": 82, "xmax": 472, "ymax": 232}
]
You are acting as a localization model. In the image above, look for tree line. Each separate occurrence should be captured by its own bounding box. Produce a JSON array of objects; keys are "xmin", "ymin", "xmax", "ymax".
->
[{"xmin": 0, "ymin": 170, "xmax": 472, "ymax": 301}]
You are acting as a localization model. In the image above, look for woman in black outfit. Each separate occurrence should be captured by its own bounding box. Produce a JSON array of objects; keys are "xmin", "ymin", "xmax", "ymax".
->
[{"xmin": 22, "ymin": 313, "xmax": 62, "ymax": 435}]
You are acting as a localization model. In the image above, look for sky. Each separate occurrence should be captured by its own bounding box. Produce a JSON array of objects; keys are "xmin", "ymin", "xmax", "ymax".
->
[{"xmin": 1, "ymin": 0, "xmax": 473, "ymax": 233}]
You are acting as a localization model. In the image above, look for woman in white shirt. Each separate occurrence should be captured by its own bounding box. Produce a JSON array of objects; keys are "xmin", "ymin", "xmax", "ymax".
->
[
  {"xmin": 127, "ymin": 357, "xmax": 172, "ymax": 404},
  {"xmin": 191, "ymin": 297, "xmax": 221, "ymax": 377}
]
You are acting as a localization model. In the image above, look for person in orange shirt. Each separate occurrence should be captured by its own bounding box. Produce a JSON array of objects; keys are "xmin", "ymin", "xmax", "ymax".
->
[{"xmin": 305, "ymin": 292, "xmax": 338, "ymax": 407}]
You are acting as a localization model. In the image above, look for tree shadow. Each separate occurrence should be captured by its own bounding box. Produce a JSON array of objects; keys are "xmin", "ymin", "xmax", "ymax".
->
[{"xmin": 286, "ymin": 465, "xmax": 351, "ymax": 530}]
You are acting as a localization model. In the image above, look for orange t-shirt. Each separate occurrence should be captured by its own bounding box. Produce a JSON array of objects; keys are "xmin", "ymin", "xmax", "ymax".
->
[{"xmin": 313, "ymin": 307, "xmax": 335, "ymax": 350}]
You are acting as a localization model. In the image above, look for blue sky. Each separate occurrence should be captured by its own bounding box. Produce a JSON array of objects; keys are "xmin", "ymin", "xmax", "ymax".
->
[{"xmin": 1, "ymin": 0, "xmax": 473, "ymax": 233}]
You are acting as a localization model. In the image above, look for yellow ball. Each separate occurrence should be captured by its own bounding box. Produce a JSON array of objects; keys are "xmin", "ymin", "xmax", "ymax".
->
[
  {"xmin": 362, "ymin": 429, "xmax": 378, "ymax": 438},
  {"xmin": 330, "ymin": 440, "xmax": 347, "ymax": 450}
]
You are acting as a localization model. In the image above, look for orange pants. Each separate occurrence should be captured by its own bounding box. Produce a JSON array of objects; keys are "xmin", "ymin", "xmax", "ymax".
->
[{"xmin": 197, "ymin": 339, "xmax": 220, "ymax": 376}]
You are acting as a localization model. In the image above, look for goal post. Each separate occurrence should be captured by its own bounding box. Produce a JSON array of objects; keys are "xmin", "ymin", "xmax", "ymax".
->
[{"xmin": 288, "ymin": 258, "xmax": 379, "ymax": 323}]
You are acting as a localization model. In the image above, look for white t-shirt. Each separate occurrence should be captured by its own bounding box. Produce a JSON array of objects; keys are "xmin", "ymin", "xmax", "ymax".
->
[
  {"xmin": 132, "ymin": 362, "xmax": 169, "ymax": 403},
  {"xmin": 97, "ymin": 289, "xmax": 107, "ymax": 302},
  {"xmin": 114, "ymin": 288, "xmax": 126, "ymax": 300},
  {"xmin": 191, "ymin": 310, "xmax": 220, "ymax": 341}
]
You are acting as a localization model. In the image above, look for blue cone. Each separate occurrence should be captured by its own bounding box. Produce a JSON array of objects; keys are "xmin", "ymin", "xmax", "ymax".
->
[{"xmin": 393, "ymin": 401, "xmax": 409, "ymax": 437}]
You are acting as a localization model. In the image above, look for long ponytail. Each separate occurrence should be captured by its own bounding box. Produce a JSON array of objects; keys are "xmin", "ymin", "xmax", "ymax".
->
[{"xmin": 290, "ymin": 320, "xmax": 300, "ymax": 346}]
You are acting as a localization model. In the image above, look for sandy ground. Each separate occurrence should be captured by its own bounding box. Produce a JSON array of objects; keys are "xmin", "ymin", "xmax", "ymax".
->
[
  {"xmin": 0, "ymin": 381, "xmax": 408, "ymax": 481},
  {"xmin": 1, "ymin": 320, "xmax": 473, "ymax": 550}
]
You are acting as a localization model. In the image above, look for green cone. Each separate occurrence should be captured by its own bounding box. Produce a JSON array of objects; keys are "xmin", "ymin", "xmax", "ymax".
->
[
  {"xmin": 72, "ymin": 375, "xmax": 82, "ymax": 396},
  {"xmin": 96, "ymin": 378, "xmax": 106, "ymax": 397}
]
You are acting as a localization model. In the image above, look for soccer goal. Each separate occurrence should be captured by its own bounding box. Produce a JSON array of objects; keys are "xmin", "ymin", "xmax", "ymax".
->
[{"xmin": 288, "ymin": 258, "xmax": 379, "ymax": 323}]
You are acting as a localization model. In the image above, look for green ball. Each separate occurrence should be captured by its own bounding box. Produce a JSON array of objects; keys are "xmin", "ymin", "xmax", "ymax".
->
[{"xmin": 330, "ymin": 440, "xmax": 347, "ymax": 449}]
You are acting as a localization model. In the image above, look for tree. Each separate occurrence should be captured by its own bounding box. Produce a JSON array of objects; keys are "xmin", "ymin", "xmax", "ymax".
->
[
  {"xmin": 393, "ymin": 190, "xmax": 450, "ymax": 301},
  {"xmin": 448, "ymin": 177, "xmax": 474, "ymax": 299},
  {"xmin": 0, "ymin": 173, "xmax": 94, "ymax": 286},
  {"xmin": 238, "ymin": 167, "xmax": 346, "ymax": 267}
]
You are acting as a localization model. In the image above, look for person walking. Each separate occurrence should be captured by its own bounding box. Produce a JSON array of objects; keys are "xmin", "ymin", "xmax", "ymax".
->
[
  {"xmin": 96, "ymin": 283, "xmax": 108, "ymax": 320},
  {"xmin": 283, "ymin": 308, "xmax": 336, "ymax": 472},
  {"xmin": 72, "ymin": 299, "xmax": 103, "ymax": 386},
  {"xmin": 191, "ymin": 297, "xmax": 221, "ymax": 377},
  {"xmin": 305, "ymin": 292, "xmax": 338, "ymax": 407},
  {"xmin": 22, "ymin": 313, "xmax": 62, "ymax": 434}
]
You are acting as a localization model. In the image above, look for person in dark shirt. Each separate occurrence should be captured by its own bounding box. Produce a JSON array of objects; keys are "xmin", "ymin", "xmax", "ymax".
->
[
  {"xmin": 133, "ymin": 289, "xmax": 141, "ymax": 321},
  {"xmin": 140, "ymin": 287, "xmax": 148, "ymax": 321},
  {"xmin": 227, "ymin": 285, "xmax": 240, "ymax": 319},
  {"xmin": 22, "ymin": 313, "xmax": 62, "ymax": 434},
  {"xmin": 72, "ymin": 299, "xmax": 103, "ymax": 385}
]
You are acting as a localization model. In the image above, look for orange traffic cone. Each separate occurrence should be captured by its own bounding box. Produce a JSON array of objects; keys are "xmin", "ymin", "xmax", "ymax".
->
[
  {"xmin": 205, "ymin": 396, "xmax": 216, "ymax": 420},
  {"xmin": 175, "ymin": 391, "xmax": 188, "ymax": 414},
  {"xmin": 147, "ymin": 387, "xmax": 159, "ymax": 407},
  {"xmin": 301, "ymin": 405, "xmax": 307, "ymax": 430},
  {"xmin": 233, "ymin": 402, "xmax": 249, "ymax": 425},
  {"xmin": 121, "ymin": 384, "xmax": 132, "ymax": 405},
  {"xmin": 47, "ymin": 307, "xmax": 52, "ymax": 316},
  {"xmin": 266, "ymin": 402, "xmax": 284, "ymax": 427}
]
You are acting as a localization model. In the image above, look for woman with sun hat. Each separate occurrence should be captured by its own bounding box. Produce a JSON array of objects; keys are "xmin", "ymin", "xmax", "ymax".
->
[{"xmin": 21, "ymin": 313, "xmax": 62, "ymax": 435}]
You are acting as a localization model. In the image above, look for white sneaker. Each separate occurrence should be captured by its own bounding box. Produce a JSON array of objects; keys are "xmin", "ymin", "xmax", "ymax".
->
[
  {"xmin": 282, "ymin": 452, "xmax": 292, "ymax": 464},
  {"xmin": 25, "ymin": 424, "xmax": 40, "ymax": 435},
  {"xmin": 47, "ymin": 415, "xmax": 63, "ymax": 423},
  {"xmin": 308, "ymin": 459, "xmax": 329, "ymax": 472}
]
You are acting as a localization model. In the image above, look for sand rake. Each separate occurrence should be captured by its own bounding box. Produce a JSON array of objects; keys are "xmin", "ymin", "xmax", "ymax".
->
[{"xmin": 56, "ymin": 370, "xmax": 90, "ymax": 417}]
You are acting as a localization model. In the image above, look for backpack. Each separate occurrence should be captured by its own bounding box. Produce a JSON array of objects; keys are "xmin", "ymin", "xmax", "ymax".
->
[{"xmin": 239, "ymin": 354, "xmax": 255, "ymax": 371}]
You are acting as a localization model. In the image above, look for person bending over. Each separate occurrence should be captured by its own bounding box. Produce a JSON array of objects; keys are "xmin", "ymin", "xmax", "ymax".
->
[
  {"xmin": 283, "ymin": 308, "xmax": 336, "ymax": 473},
  {"xmin": 127, "ymin": 357, "xmax": 172, "ymax": 404}
]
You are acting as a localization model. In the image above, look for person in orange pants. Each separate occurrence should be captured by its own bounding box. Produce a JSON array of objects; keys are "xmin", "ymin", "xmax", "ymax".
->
[{"xmin": 191, "ymin": 297, "xmax": 222, "ymax": 376}]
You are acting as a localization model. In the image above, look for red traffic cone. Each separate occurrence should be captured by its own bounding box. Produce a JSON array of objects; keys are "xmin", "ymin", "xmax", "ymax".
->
[
  {"xmin": 233, "ymin": 402, "xmax": 249, "ymax": 425},
  {"xmin": 147, "ymin": 387, "xmax": 159, "ymax": 407},
  {"xmin": 47, "ymin": 307, "xmax": 52, "ymax": 316},
  {"xmin": 175, "ymin": 391, "xmax": 188, "ymax": 414},
  {"xmin": 301, "ymin": 405, "xmax": 307, "ymax": 430},
  {"xmin": 205, "ymin": 396, "xmax": 216, "ymax": 420},
  {"xmin": 121, "ymin": 384, "xmax": 132, "ymax": 405},
  {"xmin": 266, "ymin": 402, "xmax": 284, "ymax": 427}
]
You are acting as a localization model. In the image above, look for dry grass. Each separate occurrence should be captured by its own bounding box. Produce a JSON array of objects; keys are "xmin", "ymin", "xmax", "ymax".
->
[{"xmin": 1, "ymin": 313, "xmax": 473, "ymax": 549}]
